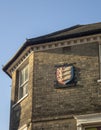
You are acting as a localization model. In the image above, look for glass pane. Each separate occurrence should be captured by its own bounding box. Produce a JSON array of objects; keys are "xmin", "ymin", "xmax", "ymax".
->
[
  {"xmin": 85, "ymin": 127, "xmax": 101, "ymax": 130},
  {"xmin": 19, "ymin": 70, "xmax": 24, "ymax": 85},
  {"xmin": 23, "ymin": 83, "xmax": 28, "ymax": 96},
  {"xmin": 25, "ymin": 66, "xmax": 28, "ymax": 81},
  {"xmin": 85, "ymin": 128, "xmax": 97, "ymax": 130},
  {"xmin": 19, "ymin": 87, "xmax": 23, "ymax": 99},
  {"xmin": 99, "ymin": 44, "xmax": 101, "ymax": 56}
]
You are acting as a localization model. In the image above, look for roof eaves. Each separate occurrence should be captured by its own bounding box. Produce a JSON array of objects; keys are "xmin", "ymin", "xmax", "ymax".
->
[
  {"xmin": 28, "ymin": 28, "xmax": 101, "ymax": 45},
  {"xmin": 3, "ymin": 24, "xmax": 101, "ymax": 77},
  {"xmin": 2, "ymin": 40, "xmax": 28, "ymax": 75}
]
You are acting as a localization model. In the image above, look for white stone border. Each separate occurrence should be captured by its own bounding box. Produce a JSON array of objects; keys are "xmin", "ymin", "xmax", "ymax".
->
[{"xmin": 74, "ymin": 113, "xmax": 101, "ymax": 130}]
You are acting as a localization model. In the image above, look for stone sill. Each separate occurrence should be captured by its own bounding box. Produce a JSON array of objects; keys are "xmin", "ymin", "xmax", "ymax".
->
[
  {"xmin": 97, "ymin": 79, "xmax": 101, "ymax": 83},
  {"xmin": 12, "ymin": 94, "xmax": 28, "ymax": 108}
]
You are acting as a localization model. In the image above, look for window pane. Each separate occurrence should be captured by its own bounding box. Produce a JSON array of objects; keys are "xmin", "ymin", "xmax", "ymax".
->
[
  {"xmin": 85, "ymin": 127, "xmax": 101, "ymax": 130},
  {"xmin": 25, "ymin": 66, "xmax": 28, "ymax": 81},
  {"xmin": 19, "ymin": 87, "xmax": 23, "ymax": 99},
  {"xmin": 85, "ymin": 128, "xmax": 97, "ymax": 130},
  {"xmin": 23, "ymin": 83, "xmax": 28, "ymax": 96},
  {"xmin": 99, "ymin": 44, "xmax": 101, "ymax": 56},
  {"xmin": 20, "ymin": 70, "xmax": 24, "ymax": 85}
]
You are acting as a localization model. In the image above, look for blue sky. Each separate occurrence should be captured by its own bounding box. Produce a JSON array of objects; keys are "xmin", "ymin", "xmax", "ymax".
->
[{"xmin": 0, "ymin": 0, "xmax": 101, "ymax": 129}]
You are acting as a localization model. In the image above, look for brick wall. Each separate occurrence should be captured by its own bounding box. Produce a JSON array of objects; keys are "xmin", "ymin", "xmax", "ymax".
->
[
  {"xmin": 10, "ymin": 42, "xmax": 101, "ymax": 130},
  {"xmin": 32, "ymin": 42, "xmax": 101, "ymax": 129},
  {"xmin": 33, "ymin": 119, "xmax": 76, "ymax": 130},
  {"xmin": 9, "ymin": 53, "xmax": 34, "ymax": 130}
]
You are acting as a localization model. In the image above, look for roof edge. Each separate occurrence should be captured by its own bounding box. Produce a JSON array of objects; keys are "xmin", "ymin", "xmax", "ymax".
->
[
  {"xmin": 2, "ymin": 40, "xmax": 28, "ymax": 76},
  {"xmin": 3, "ymin": 23, "xmax": 101, "ymax": 77}
]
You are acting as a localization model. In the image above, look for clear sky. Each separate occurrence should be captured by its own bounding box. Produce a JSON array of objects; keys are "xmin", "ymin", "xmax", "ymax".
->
[{"xmin": 0, "ymin": 0, "xmax": 101, "ymax": 129}]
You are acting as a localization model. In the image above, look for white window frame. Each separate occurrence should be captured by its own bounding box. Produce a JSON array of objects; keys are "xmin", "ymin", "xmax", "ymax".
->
[
  {"xmin": 97, "ymin": 43, "xmax": 101, "ymax": 83},
  {"xmin": 74, "ymin": 113, "xmax": 101, "ymax": 130},
  {"xmin": 99, "ymin": 44, "xmax": 101, "ymax": 79},
  {"xmin": 18, "ymin": 65, "xmax": 29, "ymax": 100},
  {"xmin": 18, "ymin": 124, "xmax": 27, "ymax": 130}
]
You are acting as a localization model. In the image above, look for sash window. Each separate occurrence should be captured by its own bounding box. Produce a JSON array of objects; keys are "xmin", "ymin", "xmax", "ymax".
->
[{"xmin": 18, "ymin": 65, "xmax": 29, "ymax": 100}]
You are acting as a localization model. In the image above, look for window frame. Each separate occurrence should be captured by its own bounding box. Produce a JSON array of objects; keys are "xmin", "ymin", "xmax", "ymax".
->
[
  {"xmin": 18, "ymin": 124, "xmax": 27, "ymax": 130},
  {"xmin": 75, "ymin": 113, "xmax": 101, "ymax": 130},
  {"xmin": 85, "ymin": 126, "xmax": 101, "ymax": 130},
  {"xmin": 18, "ymin": 64, "xmax": 29, "ymax": 100},
  {"xmin": 99, "ymin": 44, "xmax": 101, "ymax": 79},
  {"xmin": 97, "ymin": 43, "xmax": 101, "ymax": 83}
]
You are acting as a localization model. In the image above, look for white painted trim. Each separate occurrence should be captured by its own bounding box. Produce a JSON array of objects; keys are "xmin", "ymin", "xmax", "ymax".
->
[
  {"xmin": 18, "ymin": 124, "xmax": 27, "ymax": 130},
  {"xmin": 74, "ymin": 113, "xmax": 101, "ymax": 130},
  {"xmin": 12, "ymin": 94, "xmax": 28, "ymax": 108},
  {"xmin": 97, "ymin": 79, "xmax": 101, "ymax": 83},
  {"xmin": 99, "ymin": 43, "xmax": 101, "ymax": 80}
]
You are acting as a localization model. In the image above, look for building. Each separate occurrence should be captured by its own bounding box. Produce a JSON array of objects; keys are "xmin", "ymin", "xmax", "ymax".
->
[{"xmin": 3, "ymin": 22, "xmax": 101, "ymax": 130}]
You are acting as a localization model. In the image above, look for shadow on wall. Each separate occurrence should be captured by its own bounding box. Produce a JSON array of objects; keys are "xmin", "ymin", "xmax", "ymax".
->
[{"xmin": 9, "ymin": 100, "xmax": 21, "ymax": 130}]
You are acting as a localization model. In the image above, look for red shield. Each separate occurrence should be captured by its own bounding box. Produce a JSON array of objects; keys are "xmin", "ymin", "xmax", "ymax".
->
[{"xmin": 56, "ymin": 65, "xmax": 74, "ymax": 85}]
